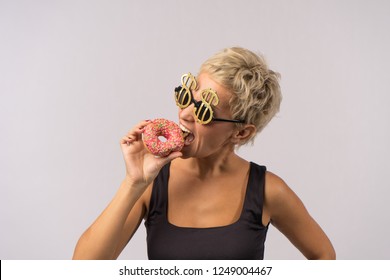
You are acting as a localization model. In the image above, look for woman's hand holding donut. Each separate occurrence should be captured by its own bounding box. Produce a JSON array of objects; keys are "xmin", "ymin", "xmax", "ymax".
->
[{"xmin": 120, "ymin": 120, "xmax": 182, "ymax": 193}]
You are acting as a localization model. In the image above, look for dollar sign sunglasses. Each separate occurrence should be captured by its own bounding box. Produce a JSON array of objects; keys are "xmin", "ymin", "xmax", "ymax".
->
[{"xmin": 174, "ymin": 73, "xmax": 245, "ymax": 125}]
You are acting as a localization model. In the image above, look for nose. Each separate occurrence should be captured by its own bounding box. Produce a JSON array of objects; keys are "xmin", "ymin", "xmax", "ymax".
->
[{"xmin": 179, "ymin": 102, "xmax": 196, "ymax": 123}]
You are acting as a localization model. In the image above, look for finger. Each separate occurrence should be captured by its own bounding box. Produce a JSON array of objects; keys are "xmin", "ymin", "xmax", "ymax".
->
[
  {"xmin": 166, "ymin": 151, "xmax": 183, "ymax": 161},
  {"xmin": 120, "ymin": 135, "xmax": 137, "ymax": 145},
  {"xmin": 156, "ymin": 151, "xmax": 183, "ymax": 166},
  {"xmin": 124, "ymin": 120, "xmax": 152, "ymax": 141},
  {"xmin": 134, "ymin": 120, "xmax": 152, "ymax": 131}
]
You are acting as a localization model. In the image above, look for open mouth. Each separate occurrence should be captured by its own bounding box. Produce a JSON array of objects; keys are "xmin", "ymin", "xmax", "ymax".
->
[{"xmin": 180, "ymin": 124, "xmax": 195, "ymax": 146}]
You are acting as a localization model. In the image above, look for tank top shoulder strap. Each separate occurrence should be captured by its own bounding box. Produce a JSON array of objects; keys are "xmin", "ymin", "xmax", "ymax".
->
[
  {"xmin": 147, "ymin": 162, "xmax": 170, "ymax": 222},
  {"xmin": 241, "ymin": 162, "xmax": 267, "ymax": 224}
]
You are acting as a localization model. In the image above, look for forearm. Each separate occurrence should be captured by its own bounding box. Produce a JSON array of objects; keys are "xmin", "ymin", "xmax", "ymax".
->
[{"xmin": 72, "ymin": 180, "xmax": 145, "ymax": 259}]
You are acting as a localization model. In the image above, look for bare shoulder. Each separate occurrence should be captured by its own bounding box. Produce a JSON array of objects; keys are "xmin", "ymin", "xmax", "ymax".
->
[
  {"xmin": 264, "ymin": 170, "xmax": 317, "ymax": 226},
  {"xmin": 263, "ymin": 171, "xmax": 336, "ymax": 259},
  {"xmin": 265, "ymin": 171, "xmax": 289, "ymax": 196},
  {"xmin": 264, "ymin": 171, "xmax": 302, "ymax": 209},
  {"xmin": 262, "ymin": 171, "xmax": 302, "ymax": 224}
]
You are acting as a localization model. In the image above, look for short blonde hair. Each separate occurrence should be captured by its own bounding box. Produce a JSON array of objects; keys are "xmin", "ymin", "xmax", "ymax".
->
[{"xmin": 200, "ymin": 47, "xmax": 282, "ymax": 144}]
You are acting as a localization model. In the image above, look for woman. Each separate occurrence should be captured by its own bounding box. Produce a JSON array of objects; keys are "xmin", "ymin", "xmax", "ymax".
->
[{"xmin": 73, "ymin": 47, "xmax": 335, "ymax": 260}]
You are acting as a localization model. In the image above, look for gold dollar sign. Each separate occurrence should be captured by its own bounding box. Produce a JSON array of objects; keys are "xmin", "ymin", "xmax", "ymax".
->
[
  {"xmin": 196, "ymin": 88, "xmax": 219, "ymax": 124},
  {"xmin": 176, "ymin": 73, "xmax": 197, "ymax": 108}
]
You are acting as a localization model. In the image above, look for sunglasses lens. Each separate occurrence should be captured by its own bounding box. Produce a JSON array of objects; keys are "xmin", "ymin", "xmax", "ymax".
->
[
  {"xmin": 175, "ymin": 86, "xmax": 192, "ymax": 108},
  {"xmin": 194, "ymin": 102, "xmax": 213, "ymax": 124},
  {"xmin": 179, "ymin": 91, "xmax": 190, "ymax": 106},
  {"xmin": 175, "ymin": 73, "xmax": 197, "ymax": 109}
]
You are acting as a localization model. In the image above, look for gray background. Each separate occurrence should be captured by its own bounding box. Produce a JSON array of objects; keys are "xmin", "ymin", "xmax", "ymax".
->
[{"xmin": 1, "ymin": 0, "xmax": 389, "ymax": 259}]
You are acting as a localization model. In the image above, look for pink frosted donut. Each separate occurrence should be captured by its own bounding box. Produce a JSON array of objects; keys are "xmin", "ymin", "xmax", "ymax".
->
[{"xmin": 142, "ymin": 118, "xmax": 184, "ymax": 157}]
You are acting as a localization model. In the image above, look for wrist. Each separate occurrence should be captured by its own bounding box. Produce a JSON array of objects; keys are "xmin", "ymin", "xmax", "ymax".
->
[{"xmin": 121, "ymin": 176, "xmax": 148, "ymax": 196}]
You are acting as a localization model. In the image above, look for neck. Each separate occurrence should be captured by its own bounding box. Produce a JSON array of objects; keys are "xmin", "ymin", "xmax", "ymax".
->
[{"xmin": 181, "ymin": 147, "xmax": 243, "ymax": 179}]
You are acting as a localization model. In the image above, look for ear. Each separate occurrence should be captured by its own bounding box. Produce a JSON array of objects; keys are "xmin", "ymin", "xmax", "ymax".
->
[{"xmin": 231, "ymin": 124, "xmax": 256, "ymax": 144}]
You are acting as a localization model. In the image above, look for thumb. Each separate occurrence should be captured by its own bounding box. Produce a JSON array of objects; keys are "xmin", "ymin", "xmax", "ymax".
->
[{"xmin": 157, "ymin": 151, "xmax": 183, "ymax": 166}]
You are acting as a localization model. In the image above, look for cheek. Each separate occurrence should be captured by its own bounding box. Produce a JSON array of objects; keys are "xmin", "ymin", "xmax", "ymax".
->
[{"xmin": 202, "ymin": 126, "xmax": 233, "ymax": 143}]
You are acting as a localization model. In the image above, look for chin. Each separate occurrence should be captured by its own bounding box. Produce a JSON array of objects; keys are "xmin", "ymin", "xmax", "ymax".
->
[
  {"xmin": 179, "ymin": 149, "xmax": 194, "ymax": 159},
  {"xmin": 179, "ymin": 155, "xmax": 191, "ymax": 160}
]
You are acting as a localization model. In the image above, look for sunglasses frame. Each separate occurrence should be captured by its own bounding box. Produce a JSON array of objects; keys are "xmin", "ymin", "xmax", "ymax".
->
[{"xmin": 174, "ymin": 73, "xmax": 245, "ymax": 125}]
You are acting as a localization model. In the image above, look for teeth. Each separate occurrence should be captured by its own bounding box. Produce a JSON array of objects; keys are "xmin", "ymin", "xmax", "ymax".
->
[
  {"xmin": 179, "ymin": 124, "xmax": 191, "ymax": 134},
  {"xmin": 179, "ymin": 124, "xmax": 193, "ymax": 139}
]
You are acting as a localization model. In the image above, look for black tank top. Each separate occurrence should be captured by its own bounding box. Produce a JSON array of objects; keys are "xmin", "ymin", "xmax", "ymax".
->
[{"xmin": 145, "ymin": 162, "xmax": 269, "ymax": 260}]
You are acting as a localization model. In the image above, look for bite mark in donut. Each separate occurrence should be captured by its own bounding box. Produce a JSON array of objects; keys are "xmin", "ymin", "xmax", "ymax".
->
[{"xmin": 142, "ymin": 118, "xmax": 184, "ymax": 157}]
